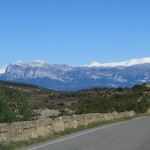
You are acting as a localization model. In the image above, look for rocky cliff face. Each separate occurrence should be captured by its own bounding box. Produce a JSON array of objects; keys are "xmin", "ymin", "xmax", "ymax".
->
[
  {"xmin": 5, "ymin": 62, "xmax": 73, "ymax": 81},
  {"xmin": 1, "ymin": 60, "xmax": 150, "ymax": 91}
]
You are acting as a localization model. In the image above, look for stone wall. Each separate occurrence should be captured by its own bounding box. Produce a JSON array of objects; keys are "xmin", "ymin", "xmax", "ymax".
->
[
  {"xmin": 147, "ymin": 108, "xmax": 150, "ymax": 114},
  {"xmin": 0, "ymin": 111, "xmax": 135, "ymax": 143}
]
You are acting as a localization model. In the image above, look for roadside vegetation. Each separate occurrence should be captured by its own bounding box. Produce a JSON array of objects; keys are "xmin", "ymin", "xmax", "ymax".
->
[
  {"xmin": 0, "ymin": 81, "xmax": 150, "ymax": 123},
  {"xmin": 0, "ymin": 88, "xmax": 35, "ymax": 123},
  {"xmin": 75, "ymin": 85, "xmax": 150, "ymax": 114}
]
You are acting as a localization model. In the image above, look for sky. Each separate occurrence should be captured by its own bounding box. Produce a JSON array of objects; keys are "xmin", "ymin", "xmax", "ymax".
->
[{"xmin": 0, "ymin": 0, "xmax": 150, "ymax": 67}]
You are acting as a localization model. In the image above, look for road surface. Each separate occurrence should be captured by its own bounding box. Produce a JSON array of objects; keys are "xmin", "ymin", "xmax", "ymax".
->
[{"xmin": 21, "ymin": 116, "xmax": 150, "ymax": 150}]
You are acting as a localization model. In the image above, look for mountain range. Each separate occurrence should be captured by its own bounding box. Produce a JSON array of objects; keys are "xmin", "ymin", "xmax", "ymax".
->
[{"xmin": 0, "ymin": 58, "xmax": 150, "ymax": 91}]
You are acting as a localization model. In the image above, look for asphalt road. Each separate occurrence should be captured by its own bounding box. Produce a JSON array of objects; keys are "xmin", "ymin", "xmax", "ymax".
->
[{"xmin": 21, "ymin": 116, "xmax": 150, "ymax": 150}]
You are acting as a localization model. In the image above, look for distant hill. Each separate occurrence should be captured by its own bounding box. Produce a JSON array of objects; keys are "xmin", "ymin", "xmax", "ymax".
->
[
  {"xmin": 1, "ymin": 80, "xmax": 150, "ymax": 116},
  {"xmin": 0, "ymin": 80, "xmax": 57, "ymax": 109}
]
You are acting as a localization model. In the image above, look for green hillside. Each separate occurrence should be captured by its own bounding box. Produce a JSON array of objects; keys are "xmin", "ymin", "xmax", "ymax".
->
[{"xmin": 0, "ymin": 80, "xmax": 150, "ymax": 123}]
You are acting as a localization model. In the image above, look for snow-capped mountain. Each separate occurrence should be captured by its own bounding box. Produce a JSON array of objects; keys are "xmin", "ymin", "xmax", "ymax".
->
[
  {"xmin": 1, "ymin": 58, "xmax": 150, "ymax": 91},
  {"xmin": 85, "ymin": 57, "xmax": 150, "ymax": 67},
  {"xmin": 0, "ymin": 67, "xmax": 6, "ymax": 74}
]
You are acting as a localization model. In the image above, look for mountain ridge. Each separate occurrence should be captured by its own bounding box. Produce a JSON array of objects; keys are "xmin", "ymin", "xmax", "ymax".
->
[
  {"xmin": 1, "ymin": 57, "xmax": 150, "ymax": 91},
  {"xmin": 2, "ymin": 57, "xmax": 150, "ymax": 72}
]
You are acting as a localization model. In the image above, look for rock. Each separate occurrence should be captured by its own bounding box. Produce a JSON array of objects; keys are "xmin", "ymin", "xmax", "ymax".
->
[
  {"xmin": 38, "ymin": 109, "xmax": 61, "ymax": 119},
  {"xmin": 64, "ymin": 108, "xmax": 75, "ymax": 114}
]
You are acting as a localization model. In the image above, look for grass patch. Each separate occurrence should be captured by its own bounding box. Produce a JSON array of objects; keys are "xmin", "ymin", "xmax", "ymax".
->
[{"xmin": 1, "ymin": 113, "xmax": 150, "ymax": 150}]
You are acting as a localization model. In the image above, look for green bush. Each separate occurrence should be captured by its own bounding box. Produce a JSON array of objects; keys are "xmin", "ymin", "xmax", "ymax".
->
[
  {"xmin": 75, "ymin": 90, "xmax": 150, "ymax": 115},
  {"xmin": 0, "ymin": 89, "xmax": 34, "ymax": 123}
]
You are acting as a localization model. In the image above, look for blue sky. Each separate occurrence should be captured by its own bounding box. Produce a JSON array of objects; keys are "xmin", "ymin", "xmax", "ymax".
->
[{"xmin": 0, "ymin": 0, "xmax": 150, "ymax": 66}]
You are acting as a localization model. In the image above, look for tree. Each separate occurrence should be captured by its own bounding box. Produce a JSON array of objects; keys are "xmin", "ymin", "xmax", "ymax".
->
[
  {"xmin": 9, "ymin": 90, "xmax": 35, "ymax": 121},
  {"xmin": 0, "ymin": 90, "xmax": 16, "ymax": 123},
  {"xmin": 0, "ymin": 89, "xmax": 35, "ymax": 123}
]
